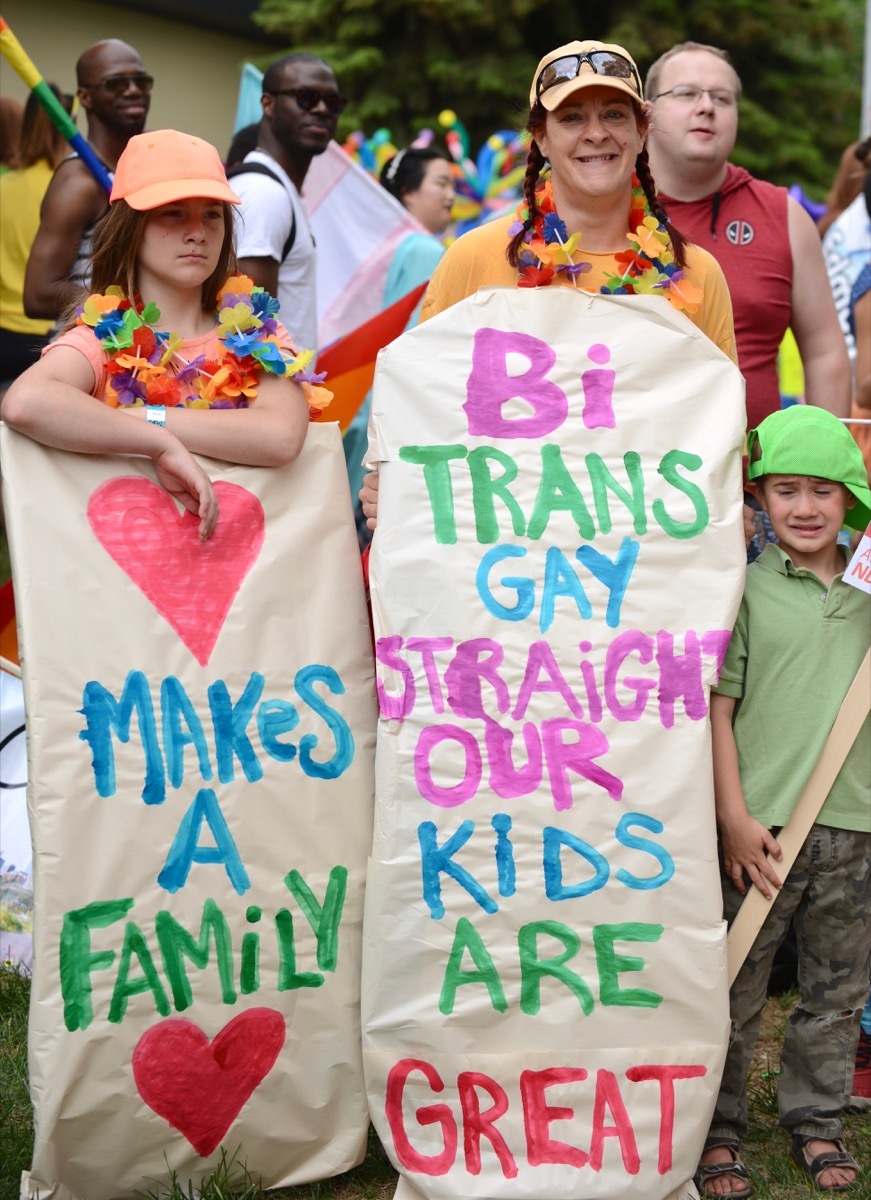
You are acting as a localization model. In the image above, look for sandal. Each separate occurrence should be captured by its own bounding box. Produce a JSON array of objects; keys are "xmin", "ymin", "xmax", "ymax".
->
[
  {"xmin": 789, "ymin": 1135, "xmax": 861, "ymax": 1192},
  {"xmin": 694, "ymin": 1143, "xmax": 754, "ymax": 1198}
]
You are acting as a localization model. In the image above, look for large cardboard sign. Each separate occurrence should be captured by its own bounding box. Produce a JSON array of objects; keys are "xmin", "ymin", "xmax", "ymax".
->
[
  {"xmin": 363, "ymin": 288, "xmax": 746, "ymax": 1200},
  {"xmin": 2, "ymin": 425, "xmax": 376, "ymax": 1199}
]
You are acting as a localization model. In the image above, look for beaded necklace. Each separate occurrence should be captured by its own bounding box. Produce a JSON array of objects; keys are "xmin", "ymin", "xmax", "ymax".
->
[
  {"xmin": 77, "ymin": 274, "xmax": 331, "ymax": 413},
  {"xmin": 508, "ymin": 176, "xmax": 703, "ymax": 313}
]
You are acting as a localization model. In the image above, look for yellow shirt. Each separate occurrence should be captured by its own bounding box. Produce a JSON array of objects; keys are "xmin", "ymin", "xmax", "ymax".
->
[
  {"xmin": 0, "ymin": 160, "xmax": 55, "ymax": 336},
  {"xmin": 420, "ymin": 214, "xmax": 738, "ymax": 365}
]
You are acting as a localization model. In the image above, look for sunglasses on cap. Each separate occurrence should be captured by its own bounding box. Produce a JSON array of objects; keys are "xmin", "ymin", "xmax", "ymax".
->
[
  {"xmin": 81, "ymin": 73, "xmax": 154, "ymax": 95},
  {"xmin": 267, "ymin": 86, "xmax": 348, "ymax": 115},
  {"xmin": 536, "ymin": 50, "xmax": 641, "ymax": 100}
]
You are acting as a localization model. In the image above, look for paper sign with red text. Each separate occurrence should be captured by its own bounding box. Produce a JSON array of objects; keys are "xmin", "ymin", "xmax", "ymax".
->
[
  {"xmin": 2, "ymin": 424, "xmax": 375, "ymax": 1200},
  {"xmin": 363, "ymin": 287, "xmax": 746, "ymax": 1199},
  {"xmin": 844, "ymin": 523, "xmax": 871, "ymax": 594}
]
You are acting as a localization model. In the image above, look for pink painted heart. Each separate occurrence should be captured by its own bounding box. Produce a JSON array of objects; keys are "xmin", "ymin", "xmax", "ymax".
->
[
  {"xmin": 88, "ymin": 478, "xmax": 265, "ymax": 666},
  {"xmin": 132, "ymin": 1008, "xmax": 286, "ymax": 1157}
]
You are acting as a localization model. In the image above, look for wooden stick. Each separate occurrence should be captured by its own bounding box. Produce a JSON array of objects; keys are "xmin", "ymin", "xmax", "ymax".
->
[{"xmin": 727, "ymin": 649, "xmax": 870, "ymax": 986}]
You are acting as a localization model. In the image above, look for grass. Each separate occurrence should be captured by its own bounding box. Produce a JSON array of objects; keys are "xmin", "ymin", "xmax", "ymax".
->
[
  {"xmin": 740, "ymin": 988, "xmax": 871, "ymax": 1200},
  {"xmin": 1, "ymin": 965, "xmax": 869, "ymax": 1199},
  {"xmin": 0, "ymin": 525, "xmax": 9, "ymax": 586},
  {"xmin": 0, "ymin": 962, "xmax": 32, "ymax": 1200},
  {"xmin": 135, "ymin": 1141, "xmax": 397, "ymax": 1200},
  {"xmin": 138, "ymin": 1149, "xmax": 268, "ymax": 1200}
]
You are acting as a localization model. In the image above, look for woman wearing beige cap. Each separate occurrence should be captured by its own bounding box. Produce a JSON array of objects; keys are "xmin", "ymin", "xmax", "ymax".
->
[
  {"xmin": 360, "ymin": 40, "xmax": 737, "ymax": 527},
  {"xmin": 2, "ymin": 129, "xmax": 327, "ymax": 539}
]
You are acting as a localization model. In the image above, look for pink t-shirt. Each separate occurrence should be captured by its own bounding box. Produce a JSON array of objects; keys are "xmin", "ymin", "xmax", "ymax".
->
[{"xmin": 43, "ymin": 319, "xmax": 297, "ymax": 406}]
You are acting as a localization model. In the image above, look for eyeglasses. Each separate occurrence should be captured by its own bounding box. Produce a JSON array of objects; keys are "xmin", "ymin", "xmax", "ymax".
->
[
  {"xmin": 81, "ymin": 73, "xmax": 154, "ymax": 95},
  {"xmin": 652, "ymin": 85, "xmax": 738, "ymax": 108},
  {"xmin": 267, "ymin": 87, "xmax": 348, "ymax": 115},
  {"xmin": 536, "ymin": 50, "xmax": 642, "ymax": 101}
]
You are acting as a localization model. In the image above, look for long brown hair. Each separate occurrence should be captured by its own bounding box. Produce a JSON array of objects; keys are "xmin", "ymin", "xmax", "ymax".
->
[
  {"xmin": 0, "ymin": 95, "xmax": 23, "ymax": 168},
  {"xmin": 506, "ymin": 99, "xmax": 689, "ymax": 271},
  {"xmin": 70, "ymin": 198, "xmax": 238, "ymax": 327},
  {"xmin": 13, "ymin": 85, "xmax": 70, "ymax": 170}
]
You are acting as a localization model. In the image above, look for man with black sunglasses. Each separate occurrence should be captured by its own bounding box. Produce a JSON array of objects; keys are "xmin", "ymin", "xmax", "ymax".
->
[
  {"xmin": 23, "ymin": 39, "xmax": 151, "ymax": 322},
  {"xmin": 233, "ymin": 53, "xmax": 346, "ymax": 353}
]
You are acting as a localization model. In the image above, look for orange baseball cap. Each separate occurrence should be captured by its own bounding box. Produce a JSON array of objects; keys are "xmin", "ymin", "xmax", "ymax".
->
[{"xmin": 110, "ymin": 129, "xmax": 241, "ymax": 210}]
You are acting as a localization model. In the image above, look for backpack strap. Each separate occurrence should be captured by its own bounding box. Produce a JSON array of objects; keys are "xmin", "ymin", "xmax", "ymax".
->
[{"xmin": 226, "ymin": 161, "xmax": 297, "ymax": 261}]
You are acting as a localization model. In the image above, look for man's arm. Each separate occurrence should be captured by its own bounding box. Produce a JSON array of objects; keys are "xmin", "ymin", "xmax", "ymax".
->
[
  {"xmin": 853, "ymin": 289, "xmax": 871, "ymax": 412},
  {"xmin": 24, "ymin": 161, "xmax": 107, "ymax": 320},
  {"xmin": 237, "ymin": 255, "xmax": 279, "ymax": 296},
  {"xmin": 787, "ymin": 196, "xmax": 851, "ymax": 416}
]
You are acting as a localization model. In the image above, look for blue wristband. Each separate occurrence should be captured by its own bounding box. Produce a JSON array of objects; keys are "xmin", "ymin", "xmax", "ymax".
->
[{"xmin": 145, "ymin": 405, "xmax": 166, "ymax": 427}]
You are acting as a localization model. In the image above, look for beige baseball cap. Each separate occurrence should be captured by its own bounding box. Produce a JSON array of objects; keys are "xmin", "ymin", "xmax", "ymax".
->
[{"xmin": 530, "ymin": 41, "xmax": 644, "ymax": 111}]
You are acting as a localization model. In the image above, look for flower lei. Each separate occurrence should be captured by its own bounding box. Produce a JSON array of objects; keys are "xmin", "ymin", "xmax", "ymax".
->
[
  {"xmin": 77, "ymin": 274, "xmax": 332, "ymax": 413},
  {"xmin": 508, "ymin": 175, "xmax": 703, "ymax": 313}
]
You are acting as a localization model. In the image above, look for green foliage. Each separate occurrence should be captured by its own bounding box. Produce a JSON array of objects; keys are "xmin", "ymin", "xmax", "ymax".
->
[
  {"xmin": 0, "ymin": 527, "xmax": 10, "ymax": 586},
  {"xmin": 0, "ymin": 962, "xmax": 33, "ymax": 1198},
  {"xmin": 251, "ymin": 0, "xmax": 864, "ymax": 195},
  {"xmin": 254, "ymin": 0, "xmax": 531, "ymax": 138},
  {"xmin": 137, "ymin": 1146, "xmax": 266, "ymax": 1199}
]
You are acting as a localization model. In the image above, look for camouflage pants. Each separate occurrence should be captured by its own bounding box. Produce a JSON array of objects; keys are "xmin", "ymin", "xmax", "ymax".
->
[{"xmin": 708, "ymin": 823, "xmax": 871, "ymax": 1145}]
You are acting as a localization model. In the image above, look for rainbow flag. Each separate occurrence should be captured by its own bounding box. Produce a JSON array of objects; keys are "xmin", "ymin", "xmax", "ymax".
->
[
  {"xmin": 0, "ymin": 17, "xmax": 112, "ymax": 192},
  {"xmin": 303, "ymin": 142, "xmax": 425, "ymax": 349},
  {"xmin": 0, "ymin": 578, "xmax": 19, "ymax": 669},
  {"xmin": 313, "ymin": 282, "xmax": 428, "ymax": 431}
]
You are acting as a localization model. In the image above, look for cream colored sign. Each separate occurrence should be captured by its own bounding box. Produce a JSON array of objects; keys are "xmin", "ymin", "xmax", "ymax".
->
[
  {"xmin": 2, "ymin": 424, "xmax": 375, "ymax": 1199},
  {"xmin": 363, "ymin": 288, "xmax": 746, "ymax": 1199}
]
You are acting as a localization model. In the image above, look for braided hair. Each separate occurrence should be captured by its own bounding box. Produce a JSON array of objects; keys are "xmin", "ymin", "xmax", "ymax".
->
[
  {"xmin": 507, "ymin": 103, "xmax": 549, "ymax": 269},
  {"xmin": 506, "ymin": 100, "xmax": 689, "ymax": 272},
  {"xmin": 634, "ymin": 146, "xmax": 689, "ymax": 269}
]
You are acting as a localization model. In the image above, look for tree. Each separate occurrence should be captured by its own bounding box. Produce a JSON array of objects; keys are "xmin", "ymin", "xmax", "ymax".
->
[{"xmin": 252, "ymin": 0, "xmax": 865, "ymax": 195}]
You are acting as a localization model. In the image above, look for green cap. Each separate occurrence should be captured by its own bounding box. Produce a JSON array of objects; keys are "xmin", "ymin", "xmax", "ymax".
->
[{"xmin": 747, "ymin": 405, "xmax": 870, "ymax": 532}]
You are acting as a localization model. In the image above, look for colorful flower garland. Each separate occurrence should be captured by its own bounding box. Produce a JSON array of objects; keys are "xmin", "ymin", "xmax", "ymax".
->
[
  {"xmin": 508, "ymin": 176, "xmax": 703, "ymax": 313},
  {"xmin": 77, "ymin": 274, "xmax": 332, "ymax": 414}
]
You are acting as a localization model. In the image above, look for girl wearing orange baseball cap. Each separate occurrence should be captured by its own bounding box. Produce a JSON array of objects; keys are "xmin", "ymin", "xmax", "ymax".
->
[{"xmin": 2, "ymin": 129, "xmax": 329, "ymax": 539}]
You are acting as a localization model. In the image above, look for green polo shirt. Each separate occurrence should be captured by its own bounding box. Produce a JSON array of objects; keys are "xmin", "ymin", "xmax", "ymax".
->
[{"xmin": 713, "ymin": 544, "xmax": 870, "ymax": 832}]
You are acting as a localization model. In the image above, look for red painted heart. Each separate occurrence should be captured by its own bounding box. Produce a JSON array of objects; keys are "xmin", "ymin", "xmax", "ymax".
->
[
  {"xmin": 132, "ymin": 1008, "xmax": 286, "ymax": 1157},
  {"xmin": 88, "ymin": 477, "xmax": 265, "ymax": 666}
]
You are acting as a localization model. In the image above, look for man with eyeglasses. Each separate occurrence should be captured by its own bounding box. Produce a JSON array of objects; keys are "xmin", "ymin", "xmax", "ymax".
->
[
  {"xmin": 645, "ymin": 44, "xmax": 848, "ymax": 536},
  {"xmin": 233, "ymin": 53, "xmax": 346, "ymax": 353},
  {"xmin": 23, "ymin": 39, "xmax": 151, "ymax": 322}
]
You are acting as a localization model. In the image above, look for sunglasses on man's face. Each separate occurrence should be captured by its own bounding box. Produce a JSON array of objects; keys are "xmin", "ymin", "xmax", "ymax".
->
[
  {"xmin": 81, "ymin": 73, "xmax": 154, "ymax": 95},
  {"xmin": 536, "ymin": 51, "xmax": 641, "ymax": 100},
  {"xmin": 268, "ymin": 86, "xmax": 348, "ymax": 115}
]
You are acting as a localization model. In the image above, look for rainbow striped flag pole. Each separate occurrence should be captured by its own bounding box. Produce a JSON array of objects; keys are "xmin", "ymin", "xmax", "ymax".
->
[{"xmin": 0, "ymin": 15, "xmax": 112, "ymax": 193}]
